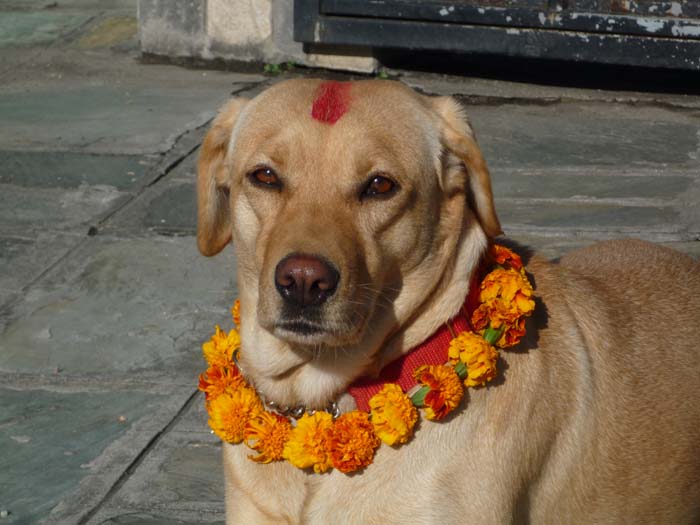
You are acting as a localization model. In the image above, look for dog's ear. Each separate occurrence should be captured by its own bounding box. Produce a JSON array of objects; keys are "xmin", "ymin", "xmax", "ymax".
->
[
  {"xmin": 431, "ymin": 96, "xmax": 503, "ymax": 238},
  {"xmin": 197, "ymin": 98, "xmax": 249, "ymax": 256}
]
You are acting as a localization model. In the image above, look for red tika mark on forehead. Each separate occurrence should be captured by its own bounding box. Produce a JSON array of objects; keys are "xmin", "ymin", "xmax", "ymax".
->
[{"xmin": 311, "ymin": 81, "xmax": 351, "ymax": 124}]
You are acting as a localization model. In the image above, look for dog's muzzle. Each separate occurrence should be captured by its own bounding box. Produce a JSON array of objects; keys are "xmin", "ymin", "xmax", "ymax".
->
[{"xmin": 274, "ymin": 253, "xmax": 339, "ymax": 335}]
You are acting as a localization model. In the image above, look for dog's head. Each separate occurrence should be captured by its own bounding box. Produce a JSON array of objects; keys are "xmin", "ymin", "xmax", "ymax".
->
[{"xmin": 197, "ymin": 79, "xmax": 500, "ymax": 408}]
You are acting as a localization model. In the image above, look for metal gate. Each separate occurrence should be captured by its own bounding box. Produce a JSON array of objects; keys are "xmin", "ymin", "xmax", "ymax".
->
[{"xmin": 294, "ymin": 0, "xmax": 700, "ymax": 70}]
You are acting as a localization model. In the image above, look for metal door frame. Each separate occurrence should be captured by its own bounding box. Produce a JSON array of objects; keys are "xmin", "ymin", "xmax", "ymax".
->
[{"xmin": 294, "ymin": 0, "xmax": 700, "ymax": 70}]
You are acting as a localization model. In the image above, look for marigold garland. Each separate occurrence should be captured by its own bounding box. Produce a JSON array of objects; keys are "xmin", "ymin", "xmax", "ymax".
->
[{"xmin": 198, "ymin": 244, "xmax": 535, "ymax": 474}]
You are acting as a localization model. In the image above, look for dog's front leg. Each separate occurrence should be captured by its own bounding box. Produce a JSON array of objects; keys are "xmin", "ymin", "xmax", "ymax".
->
[{"xmin": 223, "ymin": 443, "xmax": 307, "ymax": 524}]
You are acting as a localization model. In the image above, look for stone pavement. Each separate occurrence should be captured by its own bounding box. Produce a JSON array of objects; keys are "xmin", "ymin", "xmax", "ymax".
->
[{"xmin": 0, "ymin": 2, "xmax": 698, "ymax": 524}]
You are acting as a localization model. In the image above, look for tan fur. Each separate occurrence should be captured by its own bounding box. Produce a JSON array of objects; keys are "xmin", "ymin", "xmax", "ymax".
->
[{"xmin": 197, "ymin": 79, "xmax": 700, "ymax": 524}]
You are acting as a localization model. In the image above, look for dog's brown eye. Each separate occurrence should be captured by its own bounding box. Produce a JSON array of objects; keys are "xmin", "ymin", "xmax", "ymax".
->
[
  {"xmin": 361, "ymin": 175, "xmax": 397, "ymax": 199},
  {"xmin": 248, "ymin": 167, "xmax": 281, "ymax": 189}
]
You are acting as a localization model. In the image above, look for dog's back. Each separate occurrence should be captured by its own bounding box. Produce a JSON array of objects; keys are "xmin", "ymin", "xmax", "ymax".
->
[{"xmin": 550, "ymin": 239, "xmax": 700, "ymax": 522}]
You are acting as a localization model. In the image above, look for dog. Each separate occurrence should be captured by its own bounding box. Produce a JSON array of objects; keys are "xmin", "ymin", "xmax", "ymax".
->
[{"xmin": 197, "ymin": 78, "xmax": 700, "ymax": 523}]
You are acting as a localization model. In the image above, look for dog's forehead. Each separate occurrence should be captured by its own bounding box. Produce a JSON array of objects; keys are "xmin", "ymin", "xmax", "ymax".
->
[{"xmin": 247, "ymin": 79, "xmax": 430, "ymax": 128}]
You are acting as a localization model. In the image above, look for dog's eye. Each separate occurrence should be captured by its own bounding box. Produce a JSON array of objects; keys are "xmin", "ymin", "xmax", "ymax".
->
[
  {"xmin": 361, "ymin": 174, "xmax": 397, "ymax": 200},
  {"xmin": 247, "ymin": 167, "xmax": 282, "ymax": 189}
]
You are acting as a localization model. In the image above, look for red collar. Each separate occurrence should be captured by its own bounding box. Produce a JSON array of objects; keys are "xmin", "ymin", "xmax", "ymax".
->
[{"xmin": 348, "ymin": 270, "xmax": 482, "ymax": 411}]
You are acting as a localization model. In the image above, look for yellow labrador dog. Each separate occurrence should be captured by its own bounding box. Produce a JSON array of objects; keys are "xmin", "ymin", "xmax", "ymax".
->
[{"xmin": 197, "ymin": 78, "xmax": 700, "ymax": 524}]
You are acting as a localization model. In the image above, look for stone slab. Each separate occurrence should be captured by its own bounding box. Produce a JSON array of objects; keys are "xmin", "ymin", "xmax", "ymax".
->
[
  {"xmin": 501, "ymin": 234, "xmax": 700, "ymax": 262},
  {"xmin": 0, "ymin": 232, "xmax": 82, "ymax": 299},
  {"xmin": 462, "ymin": 102, "xmax": 700, "ymax": 171},
  {"xmin": 97, "ymin": 512, "xmax": 224, "ymax": 524},
  {"xmin": 491, "ymin": 171, "xmax": 694, "ymax": 201},
  {"xmin": 402, "ymin": 71, "xmax": 700, "ymax": 109},
  {"xmin": 87, "ymin": 430, "xmax": 225, "ymax": 524},
  {"xmin": 499, "ymin": 202, "xmax": 680, "ymax": 232},
  {"xmin": 0, "ymin": 386, "xmax": 167, "ymax": 524},
  {"xmin": 0, "ymin": 12, "xmax": 92, "ymax": 47},
  {"xmin": 75, "ymin": 15, "xmax": 137, "ymax": 49},
  {"xmin": 0, "ymin": 183, "xmax": 130, "ymax": 234},
  {"xmin": 0, "ymin": 151, "xmax": 158, "ymax": 234},
  {"xmin": 176, "ymin": 391, "xmax": 210, "ymax": 433},
  {"xmin": 0, "ymin": 54, "xmax": 262, "ymax": 155},
  {"xmin": 0, "ymin": 290, "xmax": 18, "ymax": 314},
  {"xmin": 0, "ymin": 235, "xmax": 237, "ymax": 383},
  {"xmin": 104, "ymin": 175, "xmax": 197, "ymax": 235},
  {"xmin": 0, "ymin": 151, "xmax": 153, "ymax": 190},
  {"xmin": 4, "ymin": 1, "xmax": 135, "ymax": 10},
  {"xmin": 0, "ymin": 85, "xmax": 216, "ymax": 154}
]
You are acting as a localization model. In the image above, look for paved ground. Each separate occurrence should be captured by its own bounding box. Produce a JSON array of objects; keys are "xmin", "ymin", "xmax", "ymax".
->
[{"xmin": 0, "ymin": 1, "xmax": 698, "ymax": 524}]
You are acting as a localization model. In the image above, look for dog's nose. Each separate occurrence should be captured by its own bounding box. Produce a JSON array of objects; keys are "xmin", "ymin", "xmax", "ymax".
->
[{"xmin": 275, "ymin": 254, "xmax": 339, "ymax": 307}]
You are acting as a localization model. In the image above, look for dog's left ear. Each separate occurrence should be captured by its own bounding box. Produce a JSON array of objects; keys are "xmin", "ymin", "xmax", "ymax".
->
[
  {"xmin": 430, "ymin": 96, "xmax": 503, "ymax": 238},
  {"xmin": 197, "ymin": 98, "xmax": 249, "ymax": 256}
]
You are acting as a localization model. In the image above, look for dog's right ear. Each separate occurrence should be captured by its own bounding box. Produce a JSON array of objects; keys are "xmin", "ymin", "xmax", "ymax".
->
[
  {"xmin": 429, "ymin": 96, "xmax": 503, "ymax": 239},
  {"xmin": 197, "ymin": 98, "xmax": 249, "ymax": 256}
]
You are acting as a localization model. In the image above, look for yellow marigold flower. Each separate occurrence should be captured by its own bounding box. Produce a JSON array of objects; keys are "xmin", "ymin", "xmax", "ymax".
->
[
  {"xmin": 207, "ymin": 387, "xmax": 263, "ymax": 444},
  {"xmin": 231, "ymin": 299, "xmax": 241, "ymax": 328},
  {"xmin": 198, "ymin": 363, "xmax": 245, "ymax": 401},
  {"xmin": 491, "ymin": 244, "xmax": 523, "ymax": 271},
  {"xmin": 326, "ymin": 411, "xmax": 380, "ymax": 473},
  {"xmin": 282, "ymin": 412, "xmax": 334, "ymax": 473},
  {"xmin": 369, "ymin": 384, "xmax": 417, "ymax": 446},
  {"xmin": 202, "ymin": 325, "xmax": 240, "ymax": 367},
  {"xmin": 413, "ymin": 365, "xmax": 464, "ymax": 421},
  {"xmin": 479, "ymin": 268, "xmax": 534, "ymax": 316},
  {"xmin": 245, "ymin": 411, "xmax": 292, "ymax": 463},
  {"xmin": 448, "ymin": 332, "xmax": 499, "ymax": 387}
]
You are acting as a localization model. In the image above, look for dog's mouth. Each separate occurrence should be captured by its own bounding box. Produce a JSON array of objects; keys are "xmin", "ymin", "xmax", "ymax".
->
[
  {"xmin": 271, "ymin": 309, "xmax": 366, "ymax": 346},
  {"xmin": 276, "ymin": 319, "xmax": 324, "ymax": 336}
]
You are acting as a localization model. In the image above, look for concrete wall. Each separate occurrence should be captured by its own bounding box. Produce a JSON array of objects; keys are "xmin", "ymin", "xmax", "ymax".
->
[{"xmin": 138, "ymin": 0, "xmax": 377, "ymax": 72}]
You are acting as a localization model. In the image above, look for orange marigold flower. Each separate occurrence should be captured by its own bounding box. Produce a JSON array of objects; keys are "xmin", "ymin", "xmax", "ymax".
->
[
  {"xmin": 472, "ymin": 268, "xmax": 534, "ymax": 348},
  {"xmin": 369, "ymin": 383, "xmax": 418, "ymax": 446},
  {"xmin": 491, "ymin": 244, "xmax": 523, "ymax": 271},
  {"xmin": 207, "ymin": 387, "xmax": 263, "ymax": 444},
  {"xmin": 471, "ymin": 303, "xmax": 490, "ymax": 332},
  {"xmin": 413, "ymin": 365, "xmax": 464, "ymax": 421},
  {"xmin": 231, "ymin": 299, "xmax": 241, "ymax": 328},
  {"xmin": 282, "ymin": 412, "xmax": 334, "ymax": 473},
  {"xmin": 198, "ymin": 363, "xmax": 245, "ymax": 401},
  {"xmin": 499, "ymin": 317, "xmax": 527, "ymax": 348},
  {"xmin": 245, "ymin": 411, "xmax": 292, "ymax": 463},
  {"xmin": 326, "ymin": 411, "xmax": 380, "ymax": 473},
  {"xmin": 448, "ymin": 331, "xmax": 499, "ymax": 387},
  {"xmin": 202, "ymin": 325, "xmax": 240, "ymax": 367}
]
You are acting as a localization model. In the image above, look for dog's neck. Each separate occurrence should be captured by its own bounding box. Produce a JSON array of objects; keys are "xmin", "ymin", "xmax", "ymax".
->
[
  {"xmin": 348, "ymin": 270, "xmax": 482, "ymax": 411},
  {"xmin": 238, "ymin": 225, "xmax": 489, "ymax": 411}
]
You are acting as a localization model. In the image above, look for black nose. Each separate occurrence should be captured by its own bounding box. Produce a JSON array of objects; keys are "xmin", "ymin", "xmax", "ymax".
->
[{"xmin": 274, "ymin": 254, "xmax": 339, "ymax": 307}]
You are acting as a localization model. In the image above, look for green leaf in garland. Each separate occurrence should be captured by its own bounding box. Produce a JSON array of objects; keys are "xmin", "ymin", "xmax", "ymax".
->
[
  {"xmin": 410, "ymin": 385, "xmax": 429, "ymax": 407},
  {"xmin": 483, "ymin": 325, "xmax": 505, "ymax": 345},
  {"xmin": 454, "ymin": 361, "xmax": 467, "ymax": 380}
]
